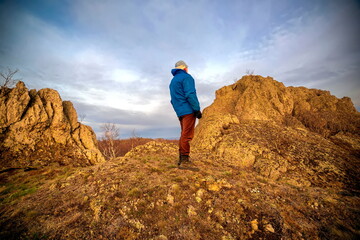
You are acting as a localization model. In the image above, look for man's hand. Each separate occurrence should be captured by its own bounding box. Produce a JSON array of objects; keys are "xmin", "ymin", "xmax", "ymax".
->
[{"xmin": 194, "ymin": 110, "xmax": 202, "ymax": 119}]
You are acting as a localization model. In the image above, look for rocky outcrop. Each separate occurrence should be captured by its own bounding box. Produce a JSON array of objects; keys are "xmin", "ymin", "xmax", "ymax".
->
[
  {"xmin": 0, "ymin": 81, "xmax": 105, "ymax": 169},
  {"xmin": 124, "ymin": 141, "xmax": 178, "ymax": 159},
  {"xmin": 195, "ymin": 75, "xmax": 358, "ymax": 132},
  {"xmin": 193, "ymin": 75, "xmax": 360, "ymax": 188}
]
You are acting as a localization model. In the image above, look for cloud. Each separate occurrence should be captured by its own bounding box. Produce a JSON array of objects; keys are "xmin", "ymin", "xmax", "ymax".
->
[
  {"xmin": 1, "ymin": 0, "xmax": 359, "ymax": 140},
  {"xmin": 0, "ymin": 2, "xmax": 182, "ymax": 138},
  {"xmin": 219, "ymin": 1, "xmax": 360, "ymax": 109},
  {"xmin": 73, "ymin": 100, "xmax": 180, "ymax": 138}
]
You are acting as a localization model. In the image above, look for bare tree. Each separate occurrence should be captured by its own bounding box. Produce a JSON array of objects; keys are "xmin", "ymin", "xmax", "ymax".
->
[
  {"xmin": 0, "ymin": 67, "xmax": 20, "ymax": 88},
  {"xmin": 130, "ymin": 128, "xmax": 140, "ymax": 149},
  {"xmin": 101, "ymin": 123, "xmax": 120, "ymax": 159},
  {"xmin": 79, "ymin": 114, "xmax": 86, "ymax": 123},
  {"xmin": 245, "ymin": 69, "xmax": 255, "ymax": 76}
]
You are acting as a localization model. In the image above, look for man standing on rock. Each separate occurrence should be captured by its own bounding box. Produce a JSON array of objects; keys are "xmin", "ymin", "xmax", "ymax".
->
[{"xmin": 169, "ymin": 60, "xmax": 202, "ymax": 167}]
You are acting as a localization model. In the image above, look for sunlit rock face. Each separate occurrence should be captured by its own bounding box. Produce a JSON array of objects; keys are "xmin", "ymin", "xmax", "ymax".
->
[
  {"xmin": 0, "ymin": 81, "xmax": 105, "ymax": 169},
  {"xmin": 193, "ymin": 75, "xmax": 360, "ymax": 187}
]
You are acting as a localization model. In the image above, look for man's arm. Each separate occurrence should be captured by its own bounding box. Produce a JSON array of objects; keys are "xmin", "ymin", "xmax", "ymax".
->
[{"xmin": 183, "ymin": 76, "xmax": 200, "ymax": 112}]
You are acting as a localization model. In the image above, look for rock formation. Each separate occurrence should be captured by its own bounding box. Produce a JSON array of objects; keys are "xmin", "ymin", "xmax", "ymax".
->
[
  {"xmin": 0, "ymin": 81, "xmax": 105, "ymax": 169},
  {"xmin": 124, "ymin": 141, "xmax": 178, "ymax": 160},
  {"xmin": 193, "ymin": 75, "xmax": 360, "ymax": 188}
]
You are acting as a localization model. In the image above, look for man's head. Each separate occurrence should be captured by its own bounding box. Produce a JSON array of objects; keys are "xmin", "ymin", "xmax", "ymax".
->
[{"xmin": 175, "ymin": 60, "xmax": 188, "ymax": 72}]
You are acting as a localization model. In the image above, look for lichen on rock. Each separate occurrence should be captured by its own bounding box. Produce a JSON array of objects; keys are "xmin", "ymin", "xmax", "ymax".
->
[
  {"xmin": 0, "ymin": 81, "xmax": 105, "ymax": 169},
  {"xmin": 192, "ymin": 75, "xmax": 360, "ymax": 187},
  {"xmin": 124, "ymin": 141, "xmax": 178, "ymax": 159}
]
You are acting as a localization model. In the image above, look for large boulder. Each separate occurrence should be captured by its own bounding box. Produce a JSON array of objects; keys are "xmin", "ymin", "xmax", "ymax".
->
[
  {"xmin": 193, "ymin": 75, "xmax": 360, "ymax": 187},
  {"xmin": 0, "ymin": 81, "xmax": 105, "ymax": 169}
]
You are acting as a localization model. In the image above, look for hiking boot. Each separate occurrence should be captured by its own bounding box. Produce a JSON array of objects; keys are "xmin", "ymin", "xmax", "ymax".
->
[
  {"xmin": 182, "ymin": 155, "xmax": 190, "ymax": 162},
  {"xmin": 178, "ymin": 155, "xmax": 189, "ymax": 166},
  {"xmin": 178, "ymin": 155, "xmax": 195, "ymax": 167}
]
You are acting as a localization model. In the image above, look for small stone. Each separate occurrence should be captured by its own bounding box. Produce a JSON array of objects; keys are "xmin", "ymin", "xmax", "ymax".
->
[
  {"xmin": 206, "ymin": 200, "xmax": 213, "ymax": 206},
  {"xmin": 208, "ymin": 183, "xmax": 221, "ymax": 192},
  {"xmin": 218, "ymin": 179, "xmax": 232, "ymax": 188},
  {"xmin": 187, "ymin": 205, "xmax": 197, "ymax": 217},
  {"xmin": 208, "ymin": 207, "xmax": 214, "ymax": 214},
  {"xmin": 166, "ymin": 194, "xmax": 174, "ymax": 205},
  {"xmin": 196, "ymin": 188, "xmax": 205, "ymax": 197},
  {"xmin": 265, "ymin": 223, "xmax": 275, "ymax": 233},
  {"xmin": 195, "ymin": 189, "xmax": 205, "ymax": 202},
  {"xmin": 216, "ymin": 223, "xmax": 224, "ymax": 229},
  {"xmin": 250, "ymin": 219, "xmax": 258, "ymax": 232}
]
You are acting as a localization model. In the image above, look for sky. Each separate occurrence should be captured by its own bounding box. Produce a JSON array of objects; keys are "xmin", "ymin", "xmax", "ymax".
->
[{"xmin": 0, "ymin": 0, "xmax": 359, "ymax": 139}]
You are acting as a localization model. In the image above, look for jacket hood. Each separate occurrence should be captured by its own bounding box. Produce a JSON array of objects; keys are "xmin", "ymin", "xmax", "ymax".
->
[{"xmin": 171, "ymin": 68, "xmax": 187, "ymax": 76}]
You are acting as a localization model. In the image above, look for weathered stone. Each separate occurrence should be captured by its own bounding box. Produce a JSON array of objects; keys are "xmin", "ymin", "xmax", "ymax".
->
[
  {"xmin": 0, "ymin": 81, "xmax": 30, "ymax": 128},
  {"xmin": 63, "ymin": 101, "xmax": 80, "ymax": 131},
  {"xmin": 0, "ymin": 81, "xmax": 105, "ymax": 169},
  {"xmin": 166, "ymin": 194, "xmax": 174, "ymax": 205},
  {"xmin": 265, "ymin": 223, "xmax": 275, "ymax": 233},
  {"xmin": 218, "ymin": 179, "xmax": 232, "ymax": 189},
  {"xmin": 207, "ymin": 183, "xmax": 221, "ymax": 192},
  {"xmin": 195, "ymin": 188, "xmax": 205, "ymax": 202},
  {"xmin": 250, "ymin": 219, "xmax": 258, "ymax": 232},
  {"xmin": 187, "ymin": 205, "xmax": 197, "ymax": 217},
  {"xmin": 192, "ymin": 75, "xmax": 360, "ymax": 187}
]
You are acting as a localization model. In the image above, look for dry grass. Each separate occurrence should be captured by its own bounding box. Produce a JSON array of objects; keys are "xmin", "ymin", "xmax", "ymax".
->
[{"xmin": 0, "ymin": 149, "xmax": 359, "ymax": 239}]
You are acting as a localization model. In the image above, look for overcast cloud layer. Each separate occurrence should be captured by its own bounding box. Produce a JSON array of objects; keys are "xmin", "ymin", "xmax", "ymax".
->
[{"xmin": 1, "ymin": 0, "xmax": 359, "ymax": 138}]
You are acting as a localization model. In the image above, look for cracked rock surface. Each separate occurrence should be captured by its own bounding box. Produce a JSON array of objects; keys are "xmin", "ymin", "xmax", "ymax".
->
[{"xmin": 0, "ymin": 81, "xmax": 105, "ymax": 169}]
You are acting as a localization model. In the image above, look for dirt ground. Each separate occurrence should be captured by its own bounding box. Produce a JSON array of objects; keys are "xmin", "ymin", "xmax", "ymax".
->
[{"xmin": 1, "ymin": 144, "xmax": 359, "ymax": 240}]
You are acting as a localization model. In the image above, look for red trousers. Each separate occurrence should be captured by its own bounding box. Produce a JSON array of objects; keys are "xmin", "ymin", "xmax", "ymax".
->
[{"xmin": 179, "ymin": 113, "xmax": 196, "ymax": 156}]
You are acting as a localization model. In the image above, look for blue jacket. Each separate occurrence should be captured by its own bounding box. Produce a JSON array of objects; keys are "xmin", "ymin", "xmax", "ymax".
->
[{"xmin": 169, "ymin": 69, "xmax": 200, "ymax": 117}]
